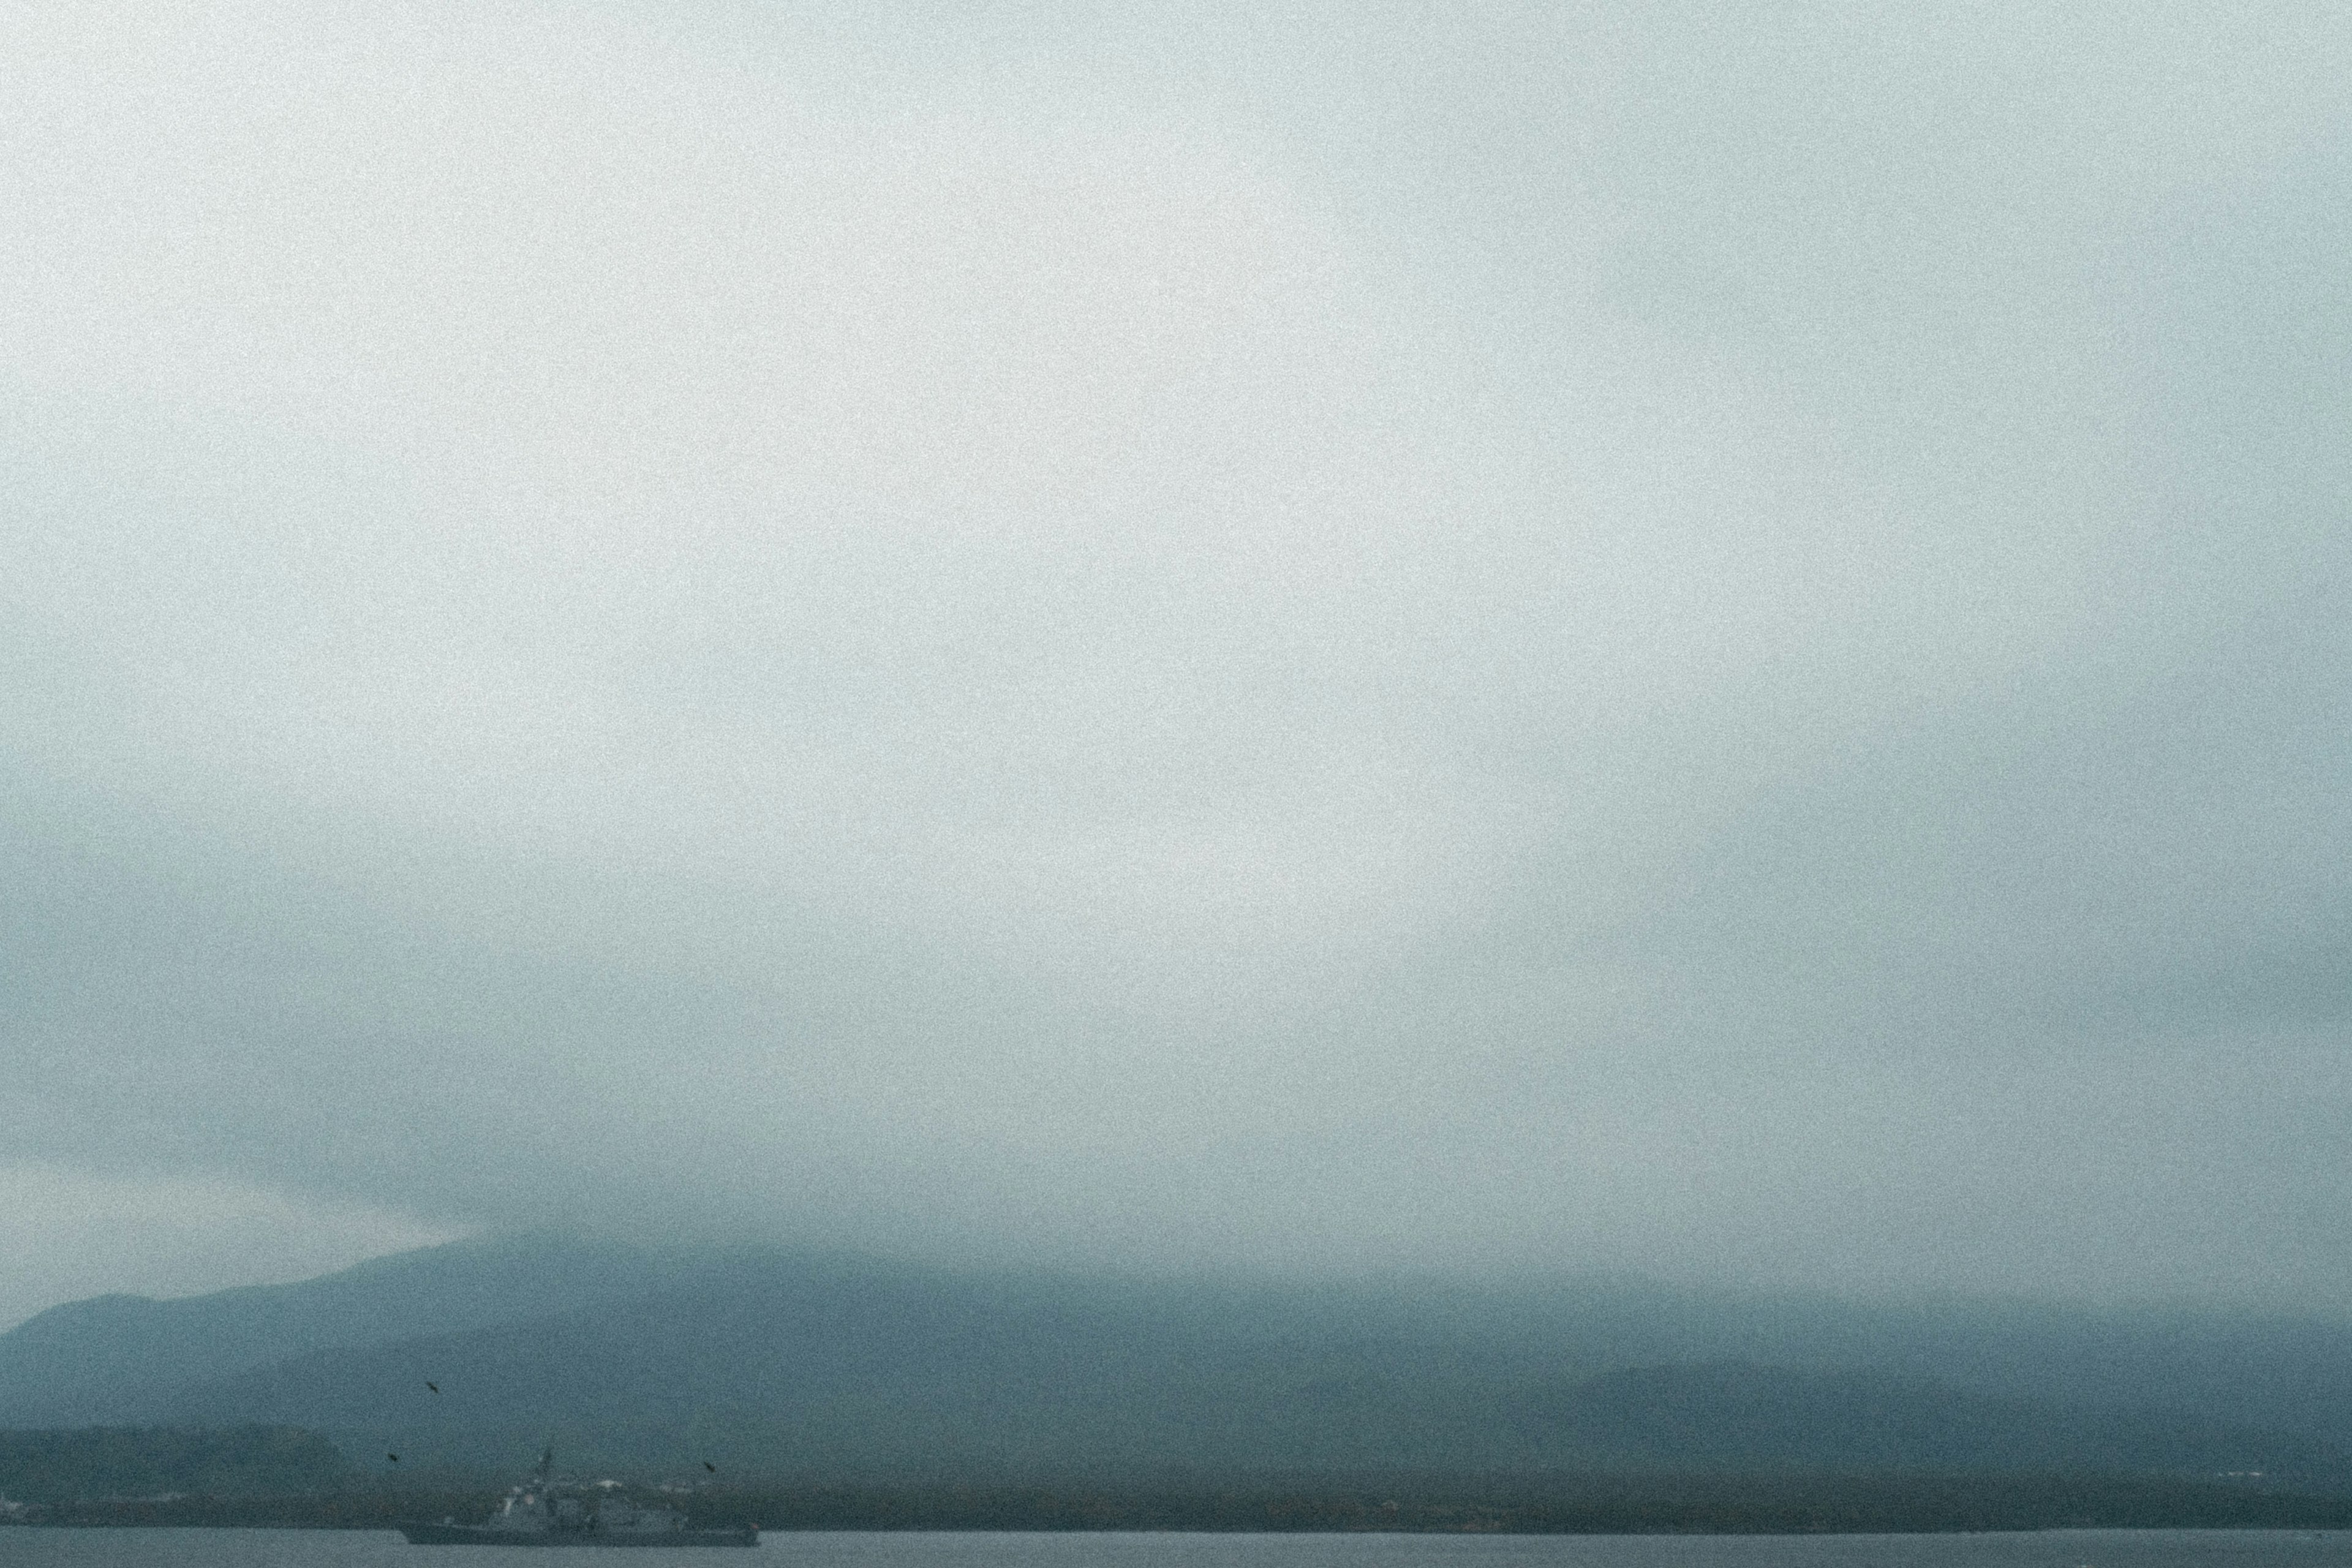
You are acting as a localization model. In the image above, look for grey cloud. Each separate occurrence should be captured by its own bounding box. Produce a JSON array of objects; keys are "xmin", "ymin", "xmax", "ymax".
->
[{"xmin": 2, "ymin": 0, "xmax": 2348, "ymax": 1317}]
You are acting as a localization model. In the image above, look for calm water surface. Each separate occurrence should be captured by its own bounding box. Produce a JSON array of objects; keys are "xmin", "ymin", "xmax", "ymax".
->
[{"xmin": 0, "ymin": 1534, "xmax": 2347, "ymax": 1568}]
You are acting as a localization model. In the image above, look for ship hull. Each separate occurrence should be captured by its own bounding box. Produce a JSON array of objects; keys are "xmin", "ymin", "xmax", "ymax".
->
[{"xmin": 398, "ymin": 1522, "xmax": 758, "ymax": 1547}]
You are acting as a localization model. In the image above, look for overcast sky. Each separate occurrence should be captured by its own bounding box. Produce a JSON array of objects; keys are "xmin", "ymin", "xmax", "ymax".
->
[{"xmin": 2, "ymin": 0, "xmax": 2348, "ymax": 1329}]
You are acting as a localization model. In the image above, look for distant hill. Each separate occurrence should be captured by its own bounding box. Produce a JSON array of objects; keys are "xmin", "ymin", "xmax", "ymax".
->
[
  {"xmin": 4, "ymin": 1235, "xmax": 2348, "ymax": 1488},
  {"xmin": 0, "ymin": 1425, "xmax": 347, "ymax": 1502},
  {"xmin": 1524, "ymin": 1362, "xmax": 2344, "ymax": 1477},
  {"xmin": 0, "ymin": 1234, "xmax": 680, "ymax": 1425}
]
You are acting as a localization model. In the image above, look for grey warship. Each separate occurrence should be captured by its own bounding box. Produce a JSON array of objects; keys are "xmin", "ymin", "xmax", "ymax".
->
[{"xmin": 398, "ymin": 1450, "xmax": 757, "ymax": 1548}]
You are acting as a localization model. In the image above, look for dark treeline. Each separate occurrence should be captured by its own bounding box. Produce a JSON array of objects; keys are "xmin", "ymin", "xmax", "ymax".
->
[
  {"xmin": 17, "ymin": 1488, "xmax": 490, "ymax": 1529},
  {"xmin": 21, "ymin": 1472, "xmax": 2352, "ymax": 1534},
  {"xmin": 685, "ymin": 1474, "xmax": 2352, "ymax": 1534}
]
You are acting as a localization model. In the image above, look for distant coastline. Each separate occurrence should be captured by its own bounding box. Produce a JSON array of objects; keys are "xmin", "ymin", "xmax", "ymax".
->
[
  {"xmin": 12, "ymin": 1473, "xmax": 2352, "ymax": 1536},
  {"xmin": 10, "ymin": 1240, "xmax": 2352, "ymax": 1540}
]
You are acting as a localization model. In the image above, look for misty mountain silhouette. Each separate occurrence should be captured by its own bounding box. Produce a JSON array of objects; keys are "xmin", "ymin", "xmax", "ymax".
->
[
  {"xmin": 0, "ymin": 1234, "xmax": 679, "ymax": 1426},
  {"xmin": 3, "ymin": 1235, "xmax": 2346, "ymax": 1485}
]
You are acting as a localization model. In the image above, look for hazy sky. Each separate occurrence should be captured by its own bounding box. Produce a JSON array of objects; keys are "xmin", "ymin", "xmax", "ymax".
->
[{"xmin": 3, "ymin": 0, "xmax": 2348, "ymax": 1329}]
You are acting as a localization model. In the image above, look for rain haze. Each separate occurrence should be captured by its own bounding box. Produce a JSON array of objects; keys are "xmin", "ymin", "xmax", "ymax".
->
[{"xmin": 2, "ymin": 0, "xmax": 2348, "ymax": 1332}]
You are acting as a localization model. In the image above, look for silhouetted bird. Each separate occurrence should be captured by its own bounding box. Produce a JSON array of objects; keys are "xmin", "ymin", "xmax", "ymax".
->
[
  {"xmin": 426, "ymin": 1382, "xmax": 440, "ymax": 1393},
  {"xmin": 388, "ymin": 1453, "xmax": 400, "ymax": 1463},
  {"xmin": 704, "ymin": 1463, "xmax": 717, "ymax": 1473}
]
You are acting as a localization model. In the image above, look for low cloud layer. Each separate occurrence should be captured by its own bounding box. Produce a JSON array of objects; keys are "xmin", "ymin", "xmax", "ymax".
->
[{"xmin": 2, "ymin": 0, "xmax": 2348, "ymax": 1324}]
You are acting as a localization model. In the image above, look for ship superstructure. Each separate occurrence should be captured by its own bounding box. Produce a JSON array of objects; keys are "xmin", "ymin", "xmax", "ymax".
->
[{"xmin": 398, "ymin": 1450, "xmax": 756, "ymax": 1548}]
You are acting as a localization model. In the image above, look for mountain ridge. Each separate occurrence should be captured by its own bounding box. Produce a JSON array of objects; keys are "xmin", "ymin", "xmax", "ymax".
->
[{"xmin": 5, "ymin": 1235, "xmax": 2348, "ymax": 1487}]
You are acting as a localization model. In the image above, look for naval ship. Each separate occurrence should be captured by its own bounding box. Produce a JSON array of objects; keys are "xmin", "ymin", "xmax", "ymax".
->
[{"xmin": 399, "ymin": 1450, "xmax": 757, "ymax": 1548}]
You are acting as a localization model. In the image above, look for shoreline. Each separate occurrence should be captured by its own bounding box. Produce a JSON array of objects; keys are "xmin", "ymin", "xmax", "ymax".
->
[{"xmin": 10, "ymin": 1473, "xmax": 2352, "ymax": 1536}]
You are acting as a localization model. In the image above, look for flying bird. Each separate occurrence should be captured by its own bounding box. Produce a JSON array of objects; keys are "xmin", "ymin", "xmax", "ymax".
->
[
  {"xmin": 426, "ymin": 1382, "xmax": 440, "ymax": 1393},
  {"xmin": 387, "ymin": 1453, "xmax": 400, "ymax": 1464},
  {"xmin": 704, "ymin": 1463, "xmax": 717, "ymax": 1473}
]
